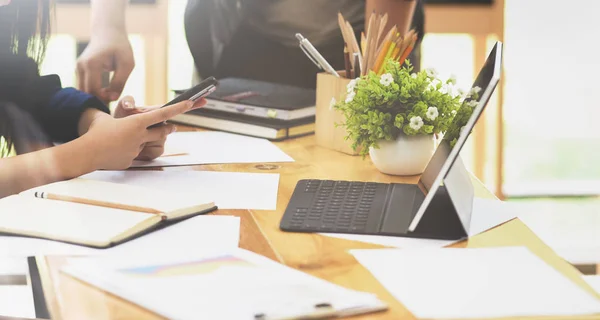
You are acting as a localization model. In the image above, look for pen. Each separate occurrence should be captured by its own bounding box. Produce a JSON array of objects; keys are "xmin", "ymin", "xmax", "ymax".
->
[{"xmin": 296, "ymin": 33, "xmax": 340, "ymax": 77}]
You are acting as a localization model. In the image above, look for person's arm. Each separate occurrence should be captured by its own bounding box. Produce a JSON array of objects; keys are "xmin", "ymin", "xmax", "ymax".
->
[
  {"xmin": 0, "ymin": 100, "xmax": 200, "ymax": 198},
  {"xmin": 365, "ymin": 0, "xmax": 417, "ymax": 34},
  {"xmin": 0, "ymin": 128, "xmax": 97, "ymax": 198},
  {"xmin": 77, "ymin": 0, "xmax": 133, "ymax": 102},
  {"xmin": 90, "ymin": 0, "xmax": 127, "ymax": 33}
]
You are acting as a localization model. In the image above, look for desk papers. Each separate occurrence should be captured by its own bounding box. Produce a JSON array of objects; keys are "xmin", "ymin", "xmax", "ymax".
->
[
  {"xmin": 130, "ymin": 131, "xmax": 294, "ymax": 167},
  {"xmin": 517, "ymin": 207, "xmax": 600, "ymax": 264},
  {"xmin": 82, "ymin": 170, "xmax": 280, "ymax": 210},
  {"xmin": 62, "ymin": 248, "xmax": 387, "ymax": 320},
  {"xmin": 0, "ymin": 215, "xmax": 240, "ymax": 257},
  {"xmin": 351, "ymin": 247, "xmax": 600, "ymax": 319},
  {"xmin": 0, "ymin": 285, "xmax": 35, "ymax": 319},
  {"xmin": 584, "ymin": 276, "xmax": 600, "ymax": 295},
  {"xmin": 321, "ymin": 197, "xmax": 517, "ymax": 248}
]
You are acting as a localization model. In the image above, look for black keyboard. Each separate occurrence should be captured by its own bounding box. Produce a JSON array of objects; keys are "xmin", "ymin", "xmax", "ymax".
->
[{"xmin": 280, "ymin": 179, "xmax": 389, "ymax": 234}]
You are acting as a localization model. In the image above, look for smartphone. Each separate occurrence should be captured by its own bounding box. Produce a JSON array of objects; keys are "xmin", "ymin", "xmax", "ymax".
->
[{"xmin": 149, "ymin": 76, "xmax": 219, "ymax": 127}]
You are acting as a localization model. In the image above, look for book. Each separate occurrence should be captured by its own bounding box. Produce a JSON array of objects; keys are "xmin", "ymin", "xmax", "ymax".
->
[
  {"xmin": 0, "ymin": 179, "xmax": 217, "ymax": 248},
  {"xmin": 171, "ymin": 108, "xmax": 315, "ymax": 141},
  {"xmin": 174, "ymin": 78, "xmax": 316, "ymax": 121},
  {"xmin": 62, "ymin": 248, "xmax": 387, "ymax": 319}
]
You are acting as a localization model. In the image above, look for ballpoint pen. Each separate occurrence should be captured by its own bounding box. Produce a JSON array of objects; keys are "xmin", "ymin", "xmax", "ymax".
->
[{"xmin": 296, "ymin": 33, "xmax": 340, "ymax": 78}]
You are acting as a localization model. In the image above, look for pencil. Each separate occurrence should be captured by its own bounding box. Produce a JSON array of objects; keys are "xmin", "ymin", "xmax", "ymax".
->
[
  {"xmin": 367, "ymin": 14, "xmax": 382, "ymax": 72},
  {"xmin": 363, "ymin": 12, "xmax": 375, "ymax": 75},
  {"xmin": 391, "ymin": 46, "xmax": 401, "ymax": 61},
  {"xmin": 345, "ymin": 21, "xmax": 362, "ymax": 61},
  {"xmin": 344, "ymin": 45, "xmax": 352, "ymax": 78},
  {"xmin": 337, "ymin": 12, "xmax": 351, "ymax": 50},
  {"xmin": 361, "ymin": 32, "xmax": 366, "ymax": 56},
  {"xmin": 399, "ymin": 35, "xmax": 417, "ymax": 65},
  {"xmin": 35, "ymin": 191, "xmax": 164, "ymax": 215},
  {"xmin": 372, "ymin": 40, "xmax": 392, "ymax": 75},
  {"xmin": 353, "ymin": 52, "xmax": 361, "ymax": 78}
]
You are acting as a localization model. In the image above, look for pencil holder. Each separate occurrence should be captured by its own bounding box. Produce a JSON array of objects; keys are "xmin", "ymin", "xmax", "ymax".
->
[{"xmin": 315, "ymin": 71, "xmax": 360, "ymax": 156}]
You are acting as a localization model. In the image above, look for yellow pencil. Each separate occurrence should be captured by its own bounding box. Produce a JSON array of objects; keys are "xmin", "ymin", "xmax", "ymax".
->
[
  {"xmin": 34, "ymin": 191, "xmax": 164, "ymax": 215},
  {"xmin": 372, "ymin": 40, "xmax": 392, "ymax": 75}
]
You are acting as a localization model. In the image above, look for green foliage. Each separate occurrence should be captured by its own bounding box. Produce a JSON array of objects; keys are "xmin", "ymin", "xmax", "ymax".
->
[
  {"xmin": 443, "ymin": 89, "xmax": 481, "ymax": 147},
  {"xmin": 335, "ymin": 58, "xmax": 474, "ymax": 156}
]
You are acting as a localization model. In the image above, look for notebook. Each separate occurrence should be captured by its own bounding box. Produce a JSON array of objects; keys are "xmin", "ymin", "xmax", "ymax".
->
[
  {"xmin": 61, "ymin": 248, "xmax": 387, "ymax": 319},
  {"xmin": 171, "ymin": 108, "xmax": 315, "ymax": 141},
  {"xmin": 0, "ymin": 179, "xmax": 217, "ymax": 248},
  {"xmin": 175, "ymin": 78, "xmax": 316, "ymax": 121}
]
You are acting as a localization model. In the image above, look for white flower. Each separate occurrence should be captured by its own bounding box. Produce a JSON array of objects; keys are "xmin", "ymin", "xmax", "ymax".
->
[
  {"xmin": 425, "ymin": 68, "xmax": 438, "ymax": 78},
  {"xmin": 428, "ymin": 79, "xmax": 441, "ymax": 90},
  {"xmin": 346, "ymin": 78, "xmax": 359, "ymax": 93},
  {"xmin": 379, "ymin": 73, "xmax": 393, "ymax": 87},
  {"xmin": 467, "ymin": 100, "xmax": 478, "ymax": 108},
  {"xmin": 448, "ymin": 74, "xmax": 457, "ymax": 85},
  {"xmin": 439, "ymin": 83, "xmax": 451, "ymax": 95},
  {"xmin": 411, "ymin": 73, "xmax": 417, "ymax": 79},
  {"xmin": 409, "ymin": 116, "xmax": 424, "ymax": 131},
  {"xmin": 345, "ymin": 91, "xmax": 355, "ymax": 103},
  {"xmin": 467, "ymin": 86, "xmax": 482, "ymax": 98},
  {"xmin": 451, "ymin": 110, "xmax": 457, "ymax": 115},
  {"xmin": 329, "ymin": 97, "xmax": 336, "ymax": 110},
  {"xmin": 426, "ymin": 107, "xmax": 439, "ymax": 121}
]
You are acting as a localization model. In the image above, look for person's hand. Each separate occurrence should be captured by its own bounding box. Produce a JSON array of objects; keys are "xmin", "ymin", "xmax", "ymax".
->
[
  {"xmin": 77, "ymin": 27, "xmax": 134, "ymax": 103},
  {"xmin": 77, "ymin": 100, "xmax": 195, "ymax": 170},
  {"xmin": 112, "ymin": 95, "xmax": 206, "ymax": 160}
]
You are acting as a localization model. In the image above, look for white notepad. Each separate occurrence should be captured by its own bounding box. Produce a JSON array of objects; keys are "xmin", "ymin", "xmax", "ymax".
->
[
  {"xmin": 130, "ymin": 131, "xmax": 294, "ymax": 168},
  {"xmin": 81, "ymin": 170, "xmax": 280, "ymax": 210},
  {"xmin": 352, "ymin": 246, "xmax": 600, "ymax": 319}
]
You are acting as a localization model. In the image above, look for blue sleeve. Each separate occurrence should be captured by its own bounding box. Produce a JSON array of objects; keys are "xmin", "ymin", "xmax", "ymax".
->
[{"xmin": 35, "ymin": 76, "xmax": 110, "ymax": 142}]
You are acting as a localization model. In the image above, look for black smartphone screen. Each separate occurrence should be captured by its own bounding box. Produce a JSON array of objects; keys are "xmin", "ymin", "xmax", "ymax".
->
[{"xmin": 162, "ymin": 76, "xmax": 219, "ymax": 108}]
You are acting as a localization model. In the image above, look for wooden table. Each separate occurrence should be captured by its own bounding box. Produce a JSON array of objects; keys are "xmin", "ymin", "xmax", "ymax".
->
[{"xmin": 35, "ymin": 129, "xmax": 600, "ymax": 320}]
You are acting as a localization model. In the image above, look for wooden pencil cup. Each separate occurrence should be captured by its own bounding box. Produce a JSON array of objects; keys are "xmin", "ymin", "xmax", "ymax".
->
[{"xmin": 315, "ymin": 71, "xmax": 360, "ymax": 156}]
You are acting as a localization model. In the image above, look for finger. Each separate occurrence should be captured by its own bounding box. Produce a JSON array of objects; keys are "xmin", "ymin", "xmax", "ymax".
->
[
  {"xmin": 144, "ymin": 124, "xmax": 176, "ymax": 143},
  {"xmin": 83, "ymin": 63, "xmax": 105, "ymax": 100},
  {"xmin": 140, "ymin": 100, "xmax": 193, "ymax": 126},
  {"xmin": 136, "ymin": 145, "xmax": 165, "ymax": 161},
  {"xmin": 136, "ymin": 138, "xmax": 167, "ymax": 161},
  {"xmin": 191, "ymin": 98, "xmax": 207, "ymax": 110},
  {"xmin": 76, "ymin": 62, "xmax": 85, "ymax": 91},
  {"xmin": 107, "ymin": 53, "xmax": 134, "ymax": 101},
  {"xmin": 119, "ymin": 95, "xmax": 136, "ymax": 110}
]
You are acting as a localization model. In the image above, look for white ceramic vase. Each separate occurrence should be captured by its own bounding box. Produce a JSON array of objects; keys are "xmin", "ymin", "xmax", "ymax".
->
[{"xmin": 369, "ymin": 134, "xmax": 436, "ymax": 176}]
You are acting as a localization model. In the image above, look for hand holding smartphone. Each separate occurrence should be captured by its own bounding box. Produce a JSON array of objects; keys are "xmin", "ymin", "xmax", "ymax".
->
[{"xmin": 148, "ymin": 77, "xmax": 218, "ymax": 128}]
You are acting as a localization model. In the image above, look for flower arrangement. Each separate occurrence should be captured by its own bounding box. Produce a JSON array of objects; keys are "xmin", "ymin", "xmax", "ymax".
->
[{"xmin": 335, "ymin": 58, "xmax": 480, "ymax": 156}]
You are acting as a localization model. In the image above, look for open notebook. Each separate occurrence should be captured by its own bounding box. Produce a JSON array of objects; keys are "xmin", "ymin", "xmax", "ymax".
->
[{"xmin": 0, "ymin": 179, "xmax": 217, "ymax": 248}]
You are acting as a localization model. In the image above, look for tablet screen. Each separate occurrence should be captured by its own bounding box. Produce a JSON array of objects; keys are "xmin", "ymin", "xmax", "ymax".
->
[{"xmin": 408, "ymin": 41, "xmax": 503, "ymax": 232}]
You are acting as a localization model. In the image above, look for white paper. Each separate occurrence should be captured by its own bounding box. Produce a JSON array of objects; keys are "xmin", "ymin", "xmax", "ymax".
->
[
  {"xmin": 81, "ymin": 170, "xmax": 279, "ymax": 210},
  {"xmin": 351, "ymin": 247, "xmax": 600, "ymax": 319},
  {"xmin": 130, "ymin": 131, "xmax": 294, "ymax": 168},
  {"xmin": 517, "ymin": 206, "xmax": 600, "ymax": 264},
  {"xmin": 321, "ymin": 198, "xmax": 517, "ymax": 248},
  {"xmin": 62, "ymin": 249, "xmax": 385, "ymax": 320},
  {"xmin": 584, "ymin": 276, "xmax": 600, "ymax": 295},
  {"xmin": 0, "ymin": 257, "xmax": 28, "ymax": 276},
  {"xmin": 0, "ymin": 285, "xmax": 35, "ymax": 319},
  {"xmin": 0, "ymin": 215, "xmax": 240, "ymax": 258}
]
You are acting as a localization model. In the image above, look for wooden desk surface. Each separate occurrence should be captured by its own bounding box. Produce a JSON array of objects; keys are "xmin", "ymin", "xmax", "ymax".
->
[{"xmin": 38, "ymin": 129, "xmax": 600, "ymax": 320}]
